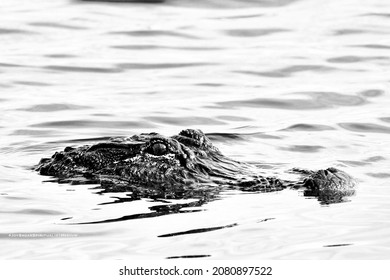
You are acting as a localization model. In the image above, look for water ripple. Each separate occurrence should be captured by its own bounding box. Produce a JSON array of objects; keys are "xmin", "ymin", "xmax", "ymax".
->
[
  {"xmin": 167, "ymin": 255, "xmax": 211, "ymax": 259},
  {"xmin": 44, "ymin": 54, "xmax": 78, "ymax": 58},
  {"xmin": 282, "ymin": 124, "xmax": 335, "ymax": 131},
  {"xmin": 29, "ymin": 22, "xmax": 87, "ymax": 30},
  {"xmin": 30, "ymin": 120, "xmax": 156, "ymax": 128},
  {"xmin": 117, "ymin": 62, "xmax": 213, "ymax": 70},
  {"xmin": 144, "ymin": 116, "xmax": 226, "ymax": 125},
  {"xmin": 109, "ymin": 30, "xmax": 199, "ymax": 39},
  {"xmin": 0, "ymin": 63, "xmax": 25, "ymax": 68},
  {"xmin": 378, "ymin": 118, "xmax": 389, "ymax": 124},
  {"xmin": 18, "ymin": 103, "xmax": 91, "ymax": 112},
  {"xmin": 217, "ymin": 91, "xmax": 366, "ymax": 110},
  {"xmin": 358, "ymin": 89, "xmax": 384, "ymax": 98},
  {"xmin": 327, "ymin": 56, "xmax": 389, "ymax": 63},
  {"xmin": 333, "ymin": 29, "xmax": 368, "ymax": 36},
  {"xmin": 0, "ymin": 28, "xmax": 34, "ymax": 35},
  {"xmin": 13, "ymin": 81, "xmax": 52, "ymax": 87},
  {"xmin": 0, "ymin": 209, "xmax": 64, "ymax": 215},
  {"xmin": 224, "ymin": 28, "xmax": 289, "ymax": 37},
  {"xmin": 112, "ymin": 44, "xmax": 222, "ymax": 51},
  {"xmin": 280, "ymin": 145, "xmax": 324, "ymax": 153},
  {"xmin": 44, "ymin": 65, "xmax": 122, "ymax": 73},
  {"xmin": 158, "ymin": 223, "xmax": 237, "ymax": 238},
  {"xmin": 339, "ymin": 123, "xmax": 390, "ymax": 134},
  {"xmin": 81, "ymin": 0, "xmax": 165, "ymax": 3},
  {"xmin": 366, "ymin": 173, "xmax": 390, "ymax": 178},
  {"xmin": 236, "ymin": 65, "xmax": 337, "ymax": 78},
  {"xmin": 352, "ymin": 44, "xmax": 390, "ymax": 50}
]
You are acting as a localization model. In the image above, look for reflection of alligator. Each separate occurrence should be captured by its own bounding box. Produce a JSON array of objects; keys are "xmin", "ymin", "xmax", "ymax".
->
[{"xmin": 36, "ymin": 129, "xmax": 355, "ymax": 204}]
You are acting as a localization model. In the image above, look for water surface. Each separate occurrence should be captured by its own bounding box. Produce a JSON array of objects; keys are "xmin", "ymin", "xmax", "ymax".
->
[{"xmin": 1, "ymin": 0, "xmax": 390, "ymax": 259}]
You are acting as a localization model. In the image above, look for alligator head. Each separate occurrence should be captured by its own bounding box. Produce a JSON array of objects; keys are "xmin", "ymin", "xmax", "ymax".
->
[{"xmin": 37, "ymin": 129, "xmax": 242, "ymax": 198}]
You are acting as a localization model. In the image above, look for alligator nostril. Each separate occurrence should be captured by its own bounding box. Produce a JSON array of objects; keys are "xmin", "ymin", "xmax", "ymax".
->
[{"xmin": 151, "ymin": 143, "xmax": 167, "ymax": 156}]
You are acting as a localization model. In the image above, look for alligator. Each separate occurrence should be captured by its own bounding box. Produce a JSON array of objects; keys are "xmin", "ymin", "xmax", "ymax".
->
[{"xmin": 36, "ymin": 129, "xmax": 356, "ymax": 204}]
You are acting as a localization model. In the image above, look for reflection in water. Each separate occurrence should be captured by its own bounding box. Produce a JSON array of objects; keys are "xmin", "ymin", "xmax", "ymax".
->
[
  {"xmin": 158, "ymin": 223, "xmax": 238, "ymax": 237},
  {"xmin": 323, "ymin": 244, "xmax": 352, "ymax": 248},
  {"xmin": 73, "ymin": 199, "xmax": 206, "ymax": 224},
  {"xmin": 167, "ymin": 255, "xmax": 211, "ymax": 259}
]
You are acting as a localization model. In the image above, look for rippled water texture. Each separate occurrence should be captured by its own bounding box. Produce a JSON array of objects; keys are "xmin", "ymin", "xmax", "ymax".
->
[{"xmin": 1, "ymin": 0, "xmax": 390, "ymax": 259}]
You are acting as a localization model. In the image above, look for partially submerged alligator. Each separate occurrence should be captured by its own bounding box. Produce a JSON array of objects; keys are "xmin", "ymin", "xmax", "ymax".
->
[{"xmin": 36, "ymin": 129, "xmax": 355, "ymax": 204}]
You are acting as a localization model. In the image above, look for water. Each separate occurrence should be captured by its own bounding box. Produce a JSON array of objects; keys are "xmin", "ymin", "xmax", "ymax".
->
[{"xmin": 1, "ymin": 0, "xmax": 390, "ymax": 259}]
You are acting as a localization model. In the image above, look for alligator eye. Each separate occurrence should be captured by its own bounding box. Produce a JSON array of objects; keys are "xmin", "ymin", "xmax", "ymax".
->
[{"xmin": 150, "ymin": 143, "xmax": 168, "ymax": 156}]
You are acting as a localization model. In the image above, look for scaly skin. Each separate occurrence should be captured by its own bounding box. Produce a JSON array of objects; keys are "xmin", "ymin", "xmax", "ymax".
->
[{"xmin": 36, "ymin": 129, "xmax": 356, "ymax": 203}]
